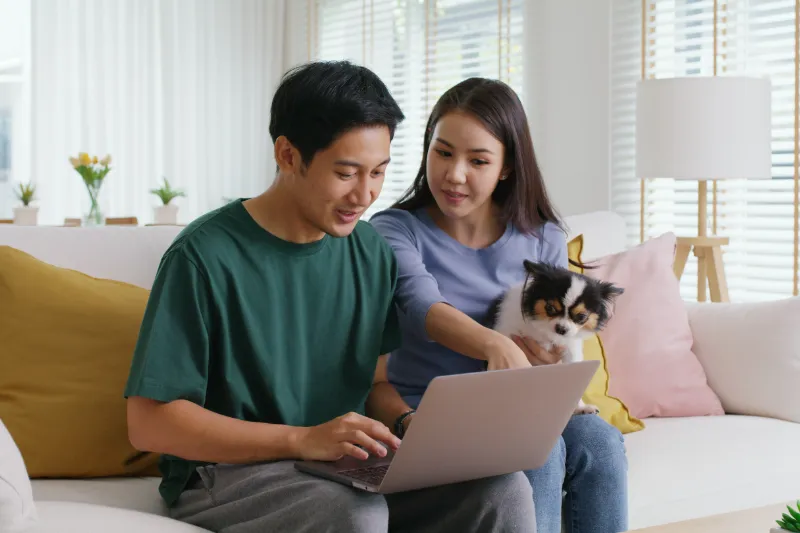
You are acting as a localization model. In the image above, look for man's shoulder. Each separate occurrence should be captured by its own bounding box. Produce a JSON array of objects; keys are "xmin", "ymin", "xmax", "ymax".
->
[
  {"xmin": 166, "ymin": 200, "xmax": 244, "ymax": 258},
  {"xmin": 351, "ymin": 218, "xmax": 395, "ymax": 256}
]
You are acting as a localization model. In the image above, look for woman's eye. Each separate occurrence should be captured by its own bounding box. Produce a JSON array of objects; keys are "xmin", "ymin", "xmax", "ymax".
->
[
  {"xmin": 435, "ymin": 149, "xmax": 451, "ymax": 157},
  {"xmin": 472, "ymin": 159, "xmax": 489, "ymax": 166}
]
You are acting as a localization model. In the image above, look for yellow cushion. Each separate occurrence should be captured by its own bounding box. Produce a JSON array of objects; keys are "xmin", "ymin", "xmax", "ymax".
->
[
  {"xmin": 0, "ymin": 246, "xmax": 160, "ymax": 477},
  {"xmin": 568, "ymin": 235, "xmax": 645, "ymax": 434}
]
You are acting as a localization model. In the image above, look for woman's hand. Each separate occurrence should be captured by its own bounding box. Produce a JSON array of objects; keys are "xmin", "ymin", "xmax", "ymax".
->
[
  {"xmin": 511, "ymin": 335, "xmax": 565, "ymax": 366},
  {"xmin": 481, "ymin": 332, "xmax": 533, "ymax": 370}
]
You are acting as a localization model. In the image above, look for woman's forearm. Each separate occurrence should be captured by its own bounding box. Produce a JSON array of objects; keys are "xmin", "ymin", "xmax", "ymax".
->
[{"xmin": 425, "ymin": 302, "xmax": 500, "ymax": 361}]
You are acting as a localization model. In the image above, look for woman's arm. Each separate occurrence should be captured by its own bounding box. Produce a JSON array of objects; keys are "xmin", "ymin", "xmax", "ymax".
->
[{"xmin": 371, "ymin": 212, "xmax": 530, "ymax": 370}]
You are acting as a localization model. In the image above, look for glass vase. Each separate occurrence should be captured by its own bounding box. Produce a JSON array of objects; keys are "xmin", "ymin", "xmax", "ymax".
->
[{"xmin": 83, "ymin": 184, "xmax": 104, "ymax": 226}]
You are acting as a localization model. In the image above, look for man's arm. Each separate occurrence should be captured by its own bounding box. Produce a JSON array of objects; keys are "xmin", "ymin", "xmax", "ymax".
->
[
  {"xmin": 127, "ymin": 397, "xmax": 302, "ymax": 463},
  {"xmin": 365, "ymin": 354, "xmax": 415, "ymax": 436}
]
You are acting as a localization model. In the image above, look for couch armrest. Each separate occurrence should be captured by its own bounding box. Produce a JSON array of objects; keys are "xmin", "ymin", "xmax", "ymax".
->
[{"xmin": 685, "ymin": 299, "xmax": 800, "ymax": 424}]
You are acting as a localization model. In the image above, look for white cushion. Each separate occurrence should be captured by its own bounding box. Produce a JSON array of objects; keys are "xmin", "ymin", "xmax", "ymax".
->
[
  {"xmin": 625, "ymin": 415, "xmax": 800, "ymax": 529},
  {"xmin": 31, "ymin": 477, "xmax": 165, "ymax": 516},
  {"xmin": 28, "ymin": 502, "xmax": 210, "ymax": 533},
  {"xmin": 0, "ymin": 419, "xmax": 37, "ymax": 532},
  {"xmin": 687, "ymin": 298, "xmax": 800, "ymax": 423},
  {"xmin": 0, "ymin": 225, "xmax": 183, "ymax": 289}
]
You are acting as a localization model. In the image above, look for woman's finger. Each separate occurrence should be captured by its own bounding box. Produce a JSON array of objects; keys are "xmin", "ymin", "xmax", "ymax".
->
[{"xmin": 512, "ymin": 335, "xmax": 546, "ymax": 365}]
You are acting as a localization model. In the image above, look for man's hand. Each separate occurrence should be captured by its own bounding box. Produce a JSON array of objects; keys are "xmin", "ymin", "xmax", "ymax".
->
[
  {"xmin": 291, "ymin": 412, "xmax": 401, "ymax": 462},
  {"xmin": 511, "ymin": 335, "xmax": 565, "ymax": 366},
  {"xmin": 482, "ymin": 331, "xmax": 533, "ymax": 371}
]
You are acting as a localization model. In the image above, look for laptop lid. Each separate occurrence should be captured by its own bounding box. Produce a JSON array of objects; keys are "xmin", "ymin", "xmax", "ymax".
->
[{"xmin": 377, "ymin": 360, "xmax": 600, "ymax": 494}]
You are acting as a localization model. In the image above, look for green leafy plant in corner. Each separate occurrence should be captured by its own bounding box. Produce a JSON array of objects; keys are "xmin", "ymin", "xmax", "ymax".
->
[
  {"xmin": 14, "ymin": 182, "xmax": 36, "ymax": 206},
  {"xmin": 150, "ymin": 177, "xmax": 186, "ymax": 205},
  {"xmin": 776, "ymin": 501, "xmax": 800, "ymax": 532}
]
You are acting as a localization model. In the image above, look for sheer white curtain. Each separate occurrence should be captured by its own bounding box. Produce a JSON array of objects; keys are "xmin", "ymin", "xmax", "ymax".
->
[{"xmin": 29, "ymin": 0, "xmax": 291, "ymax": 226}]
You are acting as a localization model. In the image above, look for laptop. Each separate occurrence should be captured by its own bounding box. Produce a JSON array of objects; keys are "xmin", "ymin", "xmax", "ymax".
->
[{"xmin": 294, "ymin": 359, "xmax": 599, "ymax": 494}]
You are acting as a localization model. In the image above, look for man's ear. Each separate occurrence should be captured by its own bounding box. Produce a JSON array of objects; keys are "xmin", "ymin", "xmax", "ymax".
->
[{"xmin": 274, "ymin": 136, "xmax": 304, "ymax": 176}]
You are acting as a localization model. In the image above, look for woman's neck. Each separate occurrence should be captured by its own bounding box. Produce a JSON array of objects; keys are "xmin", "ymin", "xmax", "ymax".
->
[{"xmin": 427, "ymin": 202, "xmax": 506, "ymax": 249}]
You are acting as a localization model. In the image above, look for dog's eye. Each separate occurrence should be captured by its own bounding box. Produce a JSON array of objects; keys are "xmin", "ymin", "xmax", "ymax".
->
[
  {"xmin": 545, "ymin": 304, "xmax": 557, "ymax": 315},
  {"xmin": 575, "ymin": 313, "xmax": 588, "ymax": 324}
]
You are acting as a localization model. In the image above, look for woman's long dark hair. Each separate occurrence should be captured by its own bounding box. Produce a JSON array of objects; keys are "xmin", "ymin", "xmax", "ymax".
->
[{"xmin": 392, "ymin": 77, "xmax": 565, "ymax": 237}]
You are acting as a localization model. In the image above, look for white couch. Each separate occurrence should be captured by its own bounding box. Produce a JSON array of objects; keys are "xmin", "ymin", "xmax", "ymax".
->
[{"xmin": 2, "ymin": 210, "xmax": 800, "ymax": 532}]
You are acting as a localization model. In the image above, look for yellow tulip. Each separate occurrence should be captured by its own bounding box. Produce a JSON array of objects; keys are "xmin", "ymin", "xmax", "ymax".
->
[
  {"xmin": 92, "ymin": 156, "xmax": 98, "ymax": 164},
  {"xmin": 79, "ymin": 152, "xmax": 91, "ymax": 166}
]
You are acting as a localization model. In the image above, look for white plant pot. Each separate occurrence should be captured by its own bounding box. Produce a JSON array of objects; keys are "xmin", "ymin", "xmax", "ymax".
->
[
  {"xmin": 13, "ymin": 206, "xmax": 38, "ymax": 226},
  {"xmin": 153, "ymin": 204, "xmax": 179, "ymax": 225}
]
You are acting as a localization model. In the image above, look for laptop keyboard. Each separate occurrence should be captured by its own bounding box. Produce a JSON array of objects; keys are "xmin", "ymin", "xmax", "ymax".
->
[{"xmin": 340, "ymin": 464, "xmax": 389, "ymax": 485}]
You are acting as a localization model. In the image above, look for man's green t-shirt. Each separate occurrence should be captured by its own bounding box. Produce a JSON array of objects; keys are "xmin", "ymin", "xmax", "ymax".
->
[{"xmin": 123, "ymin": 199, "xmax": 401, "ymax": 507}]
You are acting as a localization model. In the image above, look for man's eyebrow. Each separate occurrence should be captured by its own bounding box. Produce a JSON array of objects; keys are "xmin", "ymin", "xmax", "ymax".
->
[
  {"xmin": 333, "ymin": 158, "xmax": 391, "ymax": 167},
  {"xmin": 434, "ymin": 137, "xmax": 494, "ymax": 155}
]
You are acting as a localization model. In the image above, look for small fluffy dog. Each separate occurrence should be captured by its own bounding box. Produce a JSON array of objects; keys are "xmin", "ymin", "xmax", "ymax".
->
[{"xmin": 485, "ymin": 260, "xmax": 624, "ymax": 415}]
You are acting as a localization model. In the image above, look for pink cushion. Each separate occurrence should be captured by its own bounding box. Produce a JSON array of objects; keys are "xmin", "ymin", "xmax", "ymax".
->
[{"xmin": 586, "ymin": 232, "xmax": 724, "ymax": 418}]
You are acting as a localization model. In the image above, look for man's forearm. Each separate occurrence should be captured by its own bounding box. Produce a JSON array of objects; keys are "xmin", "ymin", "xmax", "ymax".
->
[
  {"xmin": 366, "ymin": 382, "xmax": 414, "ymax": 436},
  {"xmin": 127, "ymin": 397, "xmax": 303, "ymax": 464}
]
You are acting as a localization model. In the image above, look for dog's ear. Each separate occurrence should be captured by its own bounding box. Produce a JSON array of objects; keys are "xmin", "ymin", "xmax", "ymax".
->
[
  {"xmin": 600, "ymin": 282, "xmax": 624, "ymax": 301},
  {"xmin": 523, "ymin": 259, "xmax": 560, "ymax": 281},
  {"xmin": 523, "ymin": 259, "xmax": 547, "ymax": 277}
]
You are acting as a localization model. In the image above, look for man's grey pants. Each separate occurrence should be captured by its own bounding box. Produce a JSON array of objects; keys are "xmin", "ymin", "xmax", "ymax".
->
[{"xmin": 170, "ymin": 461, "xmax": 537, "ymax": 533}]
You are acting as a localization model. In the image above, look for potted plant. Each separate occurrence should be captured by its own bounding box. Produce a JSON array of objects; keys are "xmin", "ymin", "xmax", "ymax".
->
[
  {"xmin": 150, "ymin": 177, "xmax": 186, "ymax": 225},
  {"xmin": 773, "ymin": 501, "xmax": 800, "ymax": 532},
  {"xmin": 12, "ymin": 181, "xmax": 38, "ymax": 226},
  {"xmin": 69, "ymin": 153, "xmax": 112, "ymax": 226}
]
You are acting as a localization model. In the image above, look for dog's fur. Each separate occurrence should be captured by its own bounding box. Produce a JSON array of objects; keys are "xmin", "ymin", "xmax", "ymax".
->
[{"xmin": 485, "ymin": 260, "xmax": 624, "ymax": 415}]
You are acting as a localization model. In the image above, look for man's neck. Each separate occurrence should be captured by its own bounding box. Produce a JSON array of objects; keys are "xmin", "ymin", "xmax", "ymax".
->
[{"xmin": 243, "ymin": 182, "xmax": 325, "ymax": 244}]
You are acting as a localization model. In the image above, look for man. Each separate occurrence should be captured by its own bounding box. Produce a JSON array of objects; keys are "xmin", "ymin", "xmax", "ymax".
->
[{"xmin": 124, "ymin": 60, "xmax": 536, "ymax": 533}]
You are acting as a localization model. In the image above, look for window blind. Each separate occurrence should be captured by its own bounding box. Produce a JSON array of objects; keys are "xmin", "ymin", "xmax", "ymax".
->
[
  {"xmin": 309, "ymin": 0, "xmax": 524, "ymax": 219},
  {"xmin": 610, "ymin": 0, "xmax": 800, "ymax": 302}
]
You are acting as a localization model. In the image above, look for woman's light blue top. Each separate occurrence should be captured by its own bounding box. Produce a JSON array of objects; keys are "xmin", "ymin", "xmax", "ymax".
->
[{"xmin": 369, "ymin": 207, "xmax": 568, "ymax": 408}]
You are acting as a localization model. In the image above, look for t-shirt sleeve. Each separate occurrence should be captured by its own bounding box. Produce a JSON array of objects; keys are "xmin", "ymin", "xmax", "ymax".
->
[
  {"xmin": 124, "ymin": 248, "xmax": 212, "ymax": 405},
  {"xmin": 370, "ymin": 211, "xmax": 447, "ymax": 341},
  {"xmin": 540, "ymin": 222, "xmax": 569, "ymax": 269},
  {"xmin": 379, "ymin": 252, "xmax": 402, "ymax": 355}
]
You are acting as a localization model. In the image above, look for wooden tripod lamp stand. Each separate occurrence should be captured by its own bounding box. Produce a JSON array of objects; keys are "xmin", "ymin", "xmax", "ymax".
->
[{"xmin": 635, "ymin": 76, "xmax": 773, "ymax": 303}]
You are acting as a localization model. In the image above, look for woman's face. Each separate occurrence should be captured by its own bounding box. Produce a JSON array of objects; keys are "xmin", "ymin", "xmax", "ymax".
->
[{"xmin": 426, "ymin": 110, "xmax": 506, "ymax": 222}]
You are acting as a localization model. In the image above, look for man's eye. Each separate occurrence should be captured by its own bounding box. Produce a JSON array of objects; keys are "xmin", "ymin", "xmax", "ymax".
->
[{"xmin": 337, "ymin": 172, "xmax": 355, "ymax": 179}]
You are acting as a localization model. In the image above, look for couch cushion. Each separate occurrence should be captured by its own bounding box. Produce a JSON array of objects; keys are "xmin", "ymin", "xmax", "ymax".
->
[
  {"xmin": 0, "ymin": 419, "xmax": 37, "ymax": 531},
  {"xmin": 0, "ymin": 246, "xmax": 160, "ymax": 478},
  {"xmin": 28, "ymin": 501, "xmax": 210, "ymax": 533},
  {"xmin": 0, "ymin": 225, "xmax": 182, "ymax": 289},
  {"xmin": 31, "ymin": 477, "xmax": 165, "ymax": 516},
  {"xmin": 568, "ymin": 234, "xmax": 644, "ymax": 435},
  {"xmin": 625, "ymin": 415, "xmax": 800, "ymax": 529}
]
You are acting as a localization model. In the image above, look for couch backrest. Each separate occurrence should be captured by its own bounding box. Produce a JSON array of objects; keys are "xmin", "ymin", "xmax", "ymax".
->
[{"xmin": 0, "ymin": 210, "xmax": 628, "ymax": 290}]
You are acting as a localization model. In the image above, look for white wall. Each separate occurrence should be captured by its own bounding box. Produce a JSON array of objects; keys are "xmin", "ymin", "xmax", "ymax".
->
[{"xmin": 525, "ymin": 0, "xmax": 611, "ymax": 219}]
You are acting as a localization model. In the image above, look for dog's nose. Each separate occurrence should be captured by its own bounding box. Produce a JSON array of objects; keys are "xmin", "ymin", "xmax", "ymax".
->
[{"xmin": 554, "ymin": 324, "xmax": 567, "ymax": 336}]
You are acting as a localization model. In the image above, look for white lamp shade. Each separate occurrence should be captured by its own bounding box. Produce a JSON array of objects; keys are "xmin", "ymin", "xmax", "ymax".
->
[{"xmin": 635, "ymin": 76, "xmax": 772, "ymax": 180}]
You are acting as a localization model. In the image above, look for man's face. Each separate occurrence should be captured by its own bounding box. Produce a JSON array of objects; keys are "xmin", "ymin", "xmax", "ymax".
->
[{"xmin": 290, "ymin": 125, "xmax": 391, "ymax": 238}]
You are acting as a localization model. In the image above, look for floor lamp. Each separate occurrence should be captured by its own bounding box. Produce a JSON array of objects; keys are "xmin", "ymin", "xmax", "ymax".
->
[{"xmin": 635, "ymin": 76, "xmax": 773, "ymax": 303}]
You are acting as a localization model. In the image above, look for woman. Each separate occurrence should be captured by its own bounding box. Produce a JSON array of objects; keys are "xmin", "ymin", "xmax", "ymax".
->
[{"xmin": 370, "ymin": 78, "xmax": 628, "ymax": 533}]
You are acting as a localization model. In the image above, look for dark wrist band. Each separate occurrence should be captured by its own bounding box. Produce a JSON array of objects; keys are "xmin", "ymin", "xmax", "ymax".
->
[{"xmin": 394, "ymin": 409, "xmax": 415, "ymax": 438}]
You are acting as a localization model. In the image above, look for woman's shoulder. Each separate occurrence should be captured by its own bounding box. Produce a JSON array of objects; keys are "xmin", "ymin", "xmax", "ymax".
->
[{"xmin": 368, "ymin": 207, "xmax": 425, "ymax": 238}]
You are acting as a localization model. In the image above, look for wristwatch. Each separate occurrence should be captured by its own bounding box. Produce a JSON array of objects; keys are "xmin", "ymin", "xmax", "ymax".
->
[{"xmin": 394, "ymin": 409, "xmax": 416, "ymax": 438}]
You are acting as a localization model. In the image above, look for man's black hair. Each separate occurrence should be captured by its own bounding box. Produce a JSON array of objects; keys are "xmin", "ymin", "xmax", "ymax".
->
[{"xmin": 269, "ymin": 60, "xmax": 405, "ymax": 167}]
